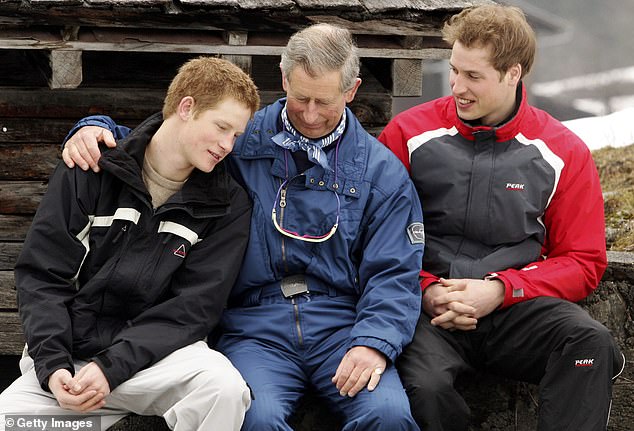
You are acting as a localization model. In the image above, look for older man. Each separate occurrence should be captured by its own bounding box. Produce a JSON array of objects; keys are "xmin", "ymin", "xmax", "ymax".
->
[{"xmin": 61, "ymin": 24, "xmax": 423, "ymax": 430}]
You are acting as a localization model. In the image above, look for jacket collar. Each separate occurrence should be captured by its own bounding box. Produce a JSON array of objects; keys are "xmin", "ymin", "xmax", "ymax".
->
[
  {"xmin": 452, "ymin": 83, "xmax": 528, "ymax": 142},
  {"xmin": 98, "ymin": 112, "xmax": 232, "ymax": 217},
  {"xmin": 235, "ymin": 98, "xmax": 367, "ymax": 197}
]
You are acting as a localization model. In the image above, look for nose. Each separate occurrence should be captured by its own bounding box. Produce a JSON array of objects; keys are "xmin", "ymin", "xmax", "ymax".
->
[
  {"xmin": 219, "ymin": 134, "xmax": 235, "ymax": 154},
  {"xmin": 450, "ymin": 73, "xmax": 466, "ymax": 95},
  {"xmin": 302, "ymin": 101, "xmax": 319, "ymax": 124}
]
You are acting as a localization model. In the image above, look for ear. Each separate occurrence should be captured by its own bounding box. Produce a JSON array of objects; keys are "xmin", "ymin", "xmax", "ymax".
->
[
  {"xmin": 281, "ymin": 66, "xmax": 289, "ymax": 93},
  {"xmin": 507, "ymin": 63, "xmax": 522, "ymax": 86},
  {"xmin": 344, "ymin": 78, "xmax": 362, "ymax": 104},
  {"xmin": 178, "ymin": 96, "xmax": 195, "ymax": 120}
]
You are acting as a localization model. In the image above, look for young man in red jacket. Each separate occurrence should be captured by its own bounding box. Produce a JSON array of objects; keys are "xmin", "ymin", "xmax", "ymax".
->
[{"xmin": 379, "ymin": 5, "xmax": 624, "ymax": 431}]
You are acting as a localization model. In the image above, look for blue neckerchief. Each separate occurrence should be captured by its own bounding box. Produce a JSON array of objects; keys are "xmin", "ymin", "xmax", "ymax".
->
[{"xmin": 271, "ymin": 105, "xmax": 346, "ymax": 172}]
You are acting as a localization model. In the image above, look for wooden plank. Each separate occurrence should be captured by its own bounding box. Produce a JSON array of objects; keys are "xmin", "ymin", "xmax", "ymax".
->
[
  {"xmin": 0, "ymin": 271, "xmax": 17, "ymax": 309},
  {"xmin": 0, "ymin": 216, "xmax": 32, "ymax": 241},
  {"xmin": 0, "ymin": 118, "xmax": 80, "ymax": 144},
  {"xmin": 361, "ymin": 0, "xmax": 410, "ymax": 12},
  {"xmin": 392, "ymin": 58, "xmax": 423, "ymax": 97},
  {"xmin": 0, "ymin": 86, "xmax": 164, "ymax": 119},
  {"xmin": 85, "ymin": 0, "xmax": 170, "ymax": 5},
  {"xmin": 0, "ymin": 242, "xmax": 22, "ymax": 271},
  {"xmin": 0, "ymin": 311, "xmax": 24, "ymax": 355},
  {"xmin": 296, "ymin": 0, "xmax": 361, "ymax": 7},
  {"xmin": 0, "ymin": 181, "xmax": 47, "ymax": 215},
  {"xmin": 237, "ymin": 0, "xmax": 295, "ymax": 8},
  {"xmin": 222, "ymin": 31, "xmax": 252, "ymax": 75},
  {"xmin": 0, "ymin": 31, "xmax": 447, "ymax": 59},
  {"xmin": 49, "ymin": 50, "xmax": 83, "ymax": 89},
  {"xmin": 0, "ymin": 144, "xmax": 59, "ymax": 180}
]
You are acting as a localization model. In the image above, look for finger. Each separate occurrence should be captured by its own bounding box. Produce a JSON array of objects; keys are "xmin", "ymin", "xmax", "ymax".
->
[
  {"xmin": 332, "ymin": 361, "xmax": 352, "ymax": 390},
  {"xmin": 367, "ymin": 367, "xmax": 383, "ymax": 392},
  {"xmin": 57, "ymin": 389, "xmax": 98, "ymax": 410},
  {"xmin": 339, "ymin": 367, "xmax": 363, "ymax": 396},
  {"xmin": 61, "ymin": 147, "xmax": 76, "ymax": 169},
  {"xmin": 347, "ymin": 368, "xmax": 373, "ymax": 397},
  {"xmin": 452, "ymin": 314, "xmax": 478, "ymax": 330},
  {"xmin": 79, "ymin": 392, "xmax": 106, "ymax": 412},
  {"xmin": 431, "ymin": 309, "xmax": 458, "ymax": 326},
  {"xmin": 100, "ymin": 130, "xmax": 117, "ymax": 148},
  {"xmin": 447, "ymin": 300, "xmax": 476, "ymax": 315},
  {"xmin": 66, "ymin": 142, "xmax": 91, "ymax": 171},
  {"xmin": 74, "ymin": 140, "xmax": 99, "ymax": 172},
  {"xmin": 65, "ymin": 376, "xmax": 83, "ymax": 395}
]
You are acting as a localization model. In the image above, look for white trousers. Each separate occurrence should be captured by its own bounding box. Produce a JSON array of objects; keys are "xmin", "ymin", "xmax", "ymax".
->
[{"xmin": 0, "ymin": 341, "xmax": 250, "ymax": 431}]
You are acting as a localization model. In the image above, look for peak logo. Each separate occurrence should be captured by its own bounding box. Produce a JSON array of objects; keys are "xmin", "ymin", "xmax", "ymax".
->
[
  {"xmin": 575, "ymin": 358, "xmax": 594, "ymax": 367},
  {"xmin": 173, "ymin": 244, "xmax": 187, "ymax": 258},
  {"xmin": 505, "ymin": 183, "xmax": 525, "ymax": 191}
]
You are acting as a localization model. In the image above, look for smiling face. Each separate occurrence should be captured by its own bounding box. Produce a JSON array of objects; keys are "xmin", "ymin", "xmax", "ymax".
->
[
  {"xmin": 449, "ymin": 41, "xmax": 521, "ymax": 126},
  {"xmin": 180, "ymin": 97, "xmax": 252, "ymax": 173},
  {"xmin": 282, "ymin": 67, "xmax": 360, "ymax": 139}
]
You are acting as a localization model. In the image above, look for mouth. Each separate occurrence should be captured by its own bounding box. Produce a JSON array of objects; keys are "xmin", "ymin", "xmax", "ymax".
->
[
  {"xmin": 456, "ymin": 97, "xmax": 475, "ymax": 107},
  {"xmin": 208, "ymin": 150, "xmax": 222, "ymax": 161}
]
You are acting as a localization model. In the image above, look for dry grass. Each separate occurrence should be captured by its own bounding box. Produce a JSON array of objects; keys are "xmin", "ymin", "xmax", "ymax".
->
[{"xmin": 592, "ymin": 144, "xmax": 634, "ymax": 251}]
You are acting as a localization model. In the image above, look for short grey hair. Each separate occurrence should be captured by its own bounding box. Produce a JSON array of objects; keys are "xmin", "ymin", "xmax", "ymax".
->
[{"xmin": 280, "ymin": 23, "xmax": 360, "ymax": 93}]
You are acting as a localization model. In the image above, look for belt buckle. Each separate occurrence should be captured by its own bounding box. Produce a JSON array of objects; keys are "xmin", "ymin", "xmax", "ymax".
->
[{"xmin": 280, "ymin": 275, "xmax": 309, "ymax": 298}]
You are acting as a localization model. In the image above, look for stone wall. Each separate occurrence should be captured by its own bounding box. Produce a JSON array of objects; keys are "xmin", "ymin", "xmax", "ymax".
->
[{"xmin": 108, "ymin": 252, "xmax": 634, "ymax": 431}]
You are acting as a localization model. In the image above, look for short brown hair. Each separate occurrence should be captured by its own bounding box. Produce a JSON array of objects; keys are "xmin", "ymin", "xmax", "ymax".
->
[
  {"xmin": 162, "ymin": 56, "xmax": 260, "ymax": 119},
  {"xmin": 442, "ymin": 5, "xmax": 536, "ymax": 79}
]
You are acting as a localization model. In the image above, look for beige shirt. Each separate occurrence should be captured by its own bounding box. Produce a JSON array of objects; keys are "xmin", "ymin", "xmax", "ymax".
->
[{"xmin": 142, "ymin": 155, "xmax": 185, "ymax": 208}]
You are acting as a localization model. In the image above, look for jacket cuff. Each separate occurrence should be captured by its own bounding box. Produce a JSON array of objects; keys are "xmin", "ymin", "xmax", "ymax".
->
[
  {"xmin": 37, "ymin": 357, "xmax": 75, "ymax": 392},
  {"xmin": 350, "ymin": 336, "xmax": 398, "ymax": 363}
]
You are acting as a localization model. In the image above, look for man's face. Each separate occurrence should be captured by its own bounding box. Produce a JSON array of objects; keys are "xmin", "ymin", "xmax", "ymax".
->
[
  {"xmin": 282, "ymin": 67, "xmax": 360, "ymax": 139},
  {"xmin": 181, "ymin": 97, "xmax": 251, "ymax": 173},
  {"xmin": 448, "ymin": 41, "xmax": 520, "ymax": 126}
]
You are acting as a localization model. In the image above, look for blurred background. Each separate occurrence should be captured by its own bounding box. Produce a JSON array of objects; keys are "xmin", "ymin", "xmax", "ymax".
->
[{"xmin": 400, "ymin": 0, "xmax": 634, "ymax": 150}]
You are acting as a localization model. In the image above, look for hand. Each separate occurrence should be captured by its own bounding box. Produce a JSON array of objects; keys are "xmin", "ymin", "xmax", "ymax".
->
[
  {"xmin": 62, "ymin": 126, "xmax": 116, "ymax": 172},
  {"xmin": 48, "ymin": 367, "xmax": 107, "ymax": 412},
  {"xmin": 430, "ymin": 278, "xmax": 504, "ymax": 330},
  {"xmin": 422, "ymin": 282, "xmax": 451, "ymax": 317},
  {"xmin": 331, "ymin": 346, "xmax": 387, "ymax": 397}
]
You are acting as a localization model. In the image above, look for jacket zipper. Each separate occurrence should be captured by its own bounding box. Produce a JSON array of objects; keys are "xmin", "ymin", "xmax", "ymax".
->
[
  {"xmin": 280, "ymin": 180, "xmax": 303, "ymax": 345},
  {"xmin": 279, "ymin": 180, "xmax": 289, "ymax": 273}
]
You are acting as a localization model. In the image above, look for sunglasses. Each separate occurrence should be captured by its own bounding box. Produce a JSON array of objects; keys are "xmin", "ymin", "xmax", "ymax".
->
[{"xmin": 271, "ymin": 173, "xmax": 340, "ymax": 243}]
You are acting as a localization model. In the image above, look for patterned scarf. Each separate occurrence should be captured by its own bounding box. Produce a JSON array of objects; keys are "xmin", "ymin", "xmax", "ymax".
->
[{"xmin": 271, "ymin": 104, "xmax": 346, "ymax": 172}]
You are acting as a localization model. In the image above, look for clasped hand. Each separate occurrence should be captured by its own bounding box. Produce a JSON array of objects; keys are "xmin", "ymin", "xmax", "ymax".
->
[
  {"xmin": 48, "ymin": 362, "xmax": 110, "ymax": 412},
  {"xmin": 424, "ymin": 277, "xmax": 505, "ymax": 331}
]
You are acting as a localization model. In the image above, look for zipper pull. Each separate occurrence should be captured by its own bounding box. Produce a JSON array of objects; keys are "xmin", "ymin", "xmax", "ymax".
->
[
  {"xmin": 112, "ymin": 224, "xmax": 128, "ymax": 244},
  {"xmin": 280, "ymin": 188, "xmax": 287, "ymax": 208}
]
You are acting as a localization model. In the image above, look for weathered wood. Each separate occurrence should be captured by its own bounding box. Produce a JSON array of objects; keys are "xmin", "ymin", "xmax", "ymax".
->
[
  {"xmin": 0, "ymin": 27, "xmax": 448, "ymax": 59},
  {"xmin": 392, "ymin": 58, "xmax": 423, "ymax": 97},
  {"xmin": 49, "ymin": 50, "xmax": 83, "ymax": 89},
  {"xmin": 222, "ymin": 31, "xmax": 252, "ymax": 74},
  {"xmin": 0, "ymin": 144, "xmax": 59, "ymax": 180},
  {"xmin": 0, "ymin": 311, "xmax": 24, "ymax": 355},
  {"xmin": 0, "ymin": 271, "xmax": 17, "ymax": 309},
  {"xmin": 0, "ymin": 243, "xmax": 22, "ymax": 271},
  {"xmin": 296, "ymin": 0, "xmax": 362, "ymax": 8},
  {"xmin": 0, "ymin": 216, "xmax": 32, "ymax": 241},
  {"xmin": 0, "ymin": 181, "xmax": 47, "ymax": 214},
  {"xmin": 0, "ymin": 118, "xmax": 80, "ymax": 144},
  {"xmin": 0, "ymin": 86, "xmax": 165, "ymax": 119}
]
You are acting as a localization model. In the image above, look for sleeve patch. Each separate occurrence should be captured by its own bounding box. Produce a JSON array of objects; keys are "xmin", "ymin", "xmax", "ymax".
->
[{"xmin": 407, "ymin": 222, "xmax": 425, "ymax": 245}]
